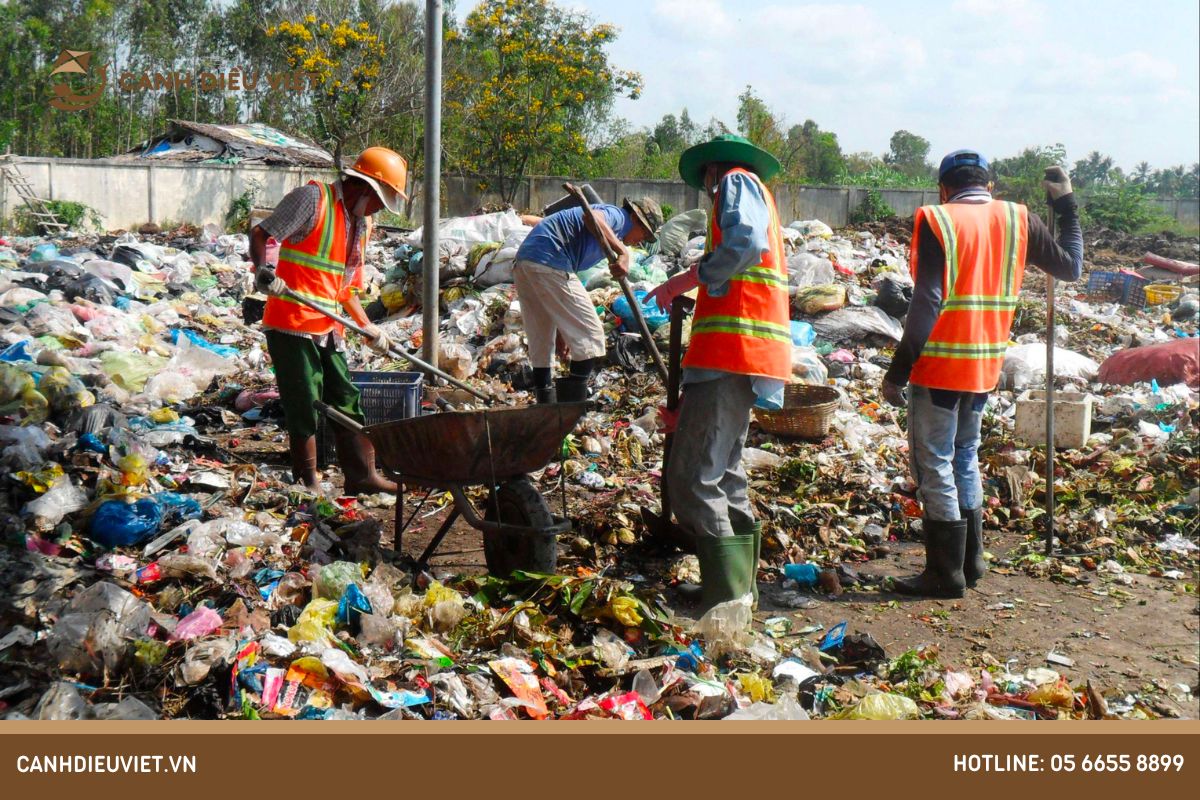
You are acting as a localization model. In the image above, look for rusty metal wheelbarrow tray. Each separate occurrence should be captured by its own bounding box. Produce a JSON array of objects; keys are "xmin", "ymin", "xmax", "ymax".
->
[{"xmin": 365, "ymin": 402, "xmax": 590, "ymax": 486}]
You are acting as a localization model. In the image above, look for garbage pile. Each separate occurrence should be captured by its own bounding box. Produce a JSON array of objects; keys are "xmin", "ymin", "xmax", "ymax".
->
[{"xmin": 0, "ymin": 206, "xmax": 1196, "ymax": 721}]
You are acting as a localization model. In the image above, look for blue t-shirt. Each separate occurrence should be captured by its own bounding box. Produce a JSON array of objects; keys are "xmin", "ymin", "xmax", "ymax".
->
[{"xmin": 516, "ymin": 204, "xmax": 632, "ymax": 272}]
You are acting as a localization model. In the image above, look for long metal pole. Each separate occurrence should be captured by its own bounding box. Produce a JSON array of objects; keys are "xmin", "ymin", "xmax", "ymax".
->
[
  {"xmin": 1044, "ymin": 197, "xmax": 1057, "ymax": 556},
  {"xmin": 421, "ymin": 0, "xmax": 443, "ymax": 369}
]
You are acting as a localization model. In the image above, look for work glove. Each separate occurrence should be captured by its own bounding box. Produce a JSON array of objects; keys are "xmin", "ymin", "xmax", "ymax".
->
[
  {"xmin": 1042, "ymin": 166, "xmax": 1073, "ymax": 200},
  {"xmin": 645, "ymin": 263, "xmax": 700, "ymax": 313},
  {"xmin": 882, "ymin": 379, "xmax": 907, "ymax": 408},
  {"xmin": 362, "ymin": 324, "xmax": 391, "ymax": 354},
  {"xmin": 255, "ymin": 266, "xmax": 288, "ymax": 297},
  {"xmin": 657, "ymin": 401, "xmax": 682, "ymax": 435}
]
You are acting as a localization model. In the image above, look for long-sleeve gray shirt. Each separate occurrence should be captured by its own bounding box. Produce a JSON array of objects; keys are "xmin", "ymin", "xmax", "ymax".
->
[{"xmin": 884, "ymin": 190, "xmax": 1084, "ymax": 387}]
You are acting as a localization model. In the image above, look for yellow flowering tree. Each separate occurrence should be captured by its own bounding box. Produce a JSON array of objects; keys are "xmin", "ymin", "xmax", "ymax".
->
[
  {"xmin": 265, "ymin": 13, "xmax": 385, "ymax": 164},
  {"xmin": 446, "ymin": 0, "xmax": 642, "ymax": 203}
]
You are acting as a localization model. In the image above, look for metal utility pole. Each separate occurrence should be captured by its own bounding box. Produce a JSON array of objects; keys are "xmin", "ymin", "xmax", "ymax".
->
[
  {"xmin": 421, "ymin": 0, "xmax": 443, "ymax": 369},
  {"xmin": 1044, "ymin": 190, "xmax": 1057, "ymax": 556}
]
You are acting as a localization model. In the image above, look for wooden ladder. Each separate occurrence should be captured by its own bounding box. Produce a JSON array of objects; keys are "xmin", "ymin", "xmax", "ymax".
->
[{"xmin": 0, "ymin": 156, "xmax": 69, "ymax": 235}]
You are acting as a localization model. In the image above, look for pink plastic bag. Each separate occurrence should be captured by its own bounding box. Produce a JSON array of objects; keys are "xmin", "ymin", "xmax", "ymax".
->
[{"xmin": 170, "ymin": 606, "xmax": 223, "ymax": 642}]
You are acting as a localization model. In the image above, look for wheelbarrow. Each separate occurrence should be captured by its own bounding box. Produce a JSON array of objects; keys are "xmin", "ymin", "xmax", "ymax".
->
[{"xmin": 316, "ymin": 400, "xmax": 589, "ymax": 576}]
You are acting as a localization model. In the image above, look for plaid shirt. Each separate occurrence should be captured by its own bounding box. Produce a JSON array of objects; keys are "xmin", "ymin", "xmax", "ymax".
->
[{"xmin": 260, "ymin": 180, "xmax": 366, "ymax": 348}]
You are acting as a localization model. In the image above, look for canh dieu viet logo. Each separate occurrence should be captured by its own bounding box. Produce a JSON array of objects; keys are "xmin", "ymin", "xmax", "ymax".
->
[{"xmin": 49, "ymin": 49, "xmax": 107, "ymax": 111}]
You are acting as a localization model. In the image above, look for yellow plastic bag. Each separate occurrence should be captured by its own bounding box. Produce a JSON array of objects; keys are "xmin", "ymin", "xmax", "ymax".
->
[
  {"xmin": 738, "ymin": 673, "xmax": 776, "ymax": 704},
  {"xmin": 609, "ymin": 596, "xmax": 643, "ymax": 627},
  {"xmin": 838, "ymin": 692, "xmax": 921, "ymax": 720},
  {"xmin": 1027, "ymin": 679, "xmax": 1075, "ymax": 708},
  {"xmin": 288, "ymin": 598, "xmax": 339, "ymax": 645},
  {"xmin": 423, "ymin": 580, "xmax": 461, "ymax": 607}
]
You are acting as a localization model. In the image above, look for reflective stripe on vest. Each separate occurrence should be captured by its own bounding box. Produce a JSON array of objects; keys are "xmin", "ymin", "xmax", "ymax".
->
[
  {"xmin": 681, "ymin": 168, "xmax": 792, "ymax": 380},
  {"xmin": 261, "ymin": 181, "xmax": 365, "ymax": 337},
  {"xmin": 909, "ymin": 199, "xmax": 1028, "ymax": 392}
]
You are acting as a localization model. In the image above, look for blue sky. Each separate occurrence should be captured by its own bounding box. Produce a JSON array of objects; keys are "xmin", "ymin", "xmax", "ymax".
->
[{"xmin": 454, "ymin": 0, "xmax": 1199, "ymax": 170}]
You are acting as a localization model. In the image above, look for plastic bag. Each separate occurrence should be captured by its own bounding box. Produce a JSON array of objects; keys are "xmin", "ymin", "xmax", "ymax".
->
[
  {"xmin": 742, "ymin": 447, "xmax": 783, "ymax": 471},
  {"xmin": 170, "ymin": 606, "xmax": 223, "ymax": 642},
  {"xmin": 289, "ymin": 598, "xmax": 339, "ymax": 646},
  {"xmin": 693, "ymin": 594, "xmax": 754, "ymax": 658},
  {"xmin": 656, "ymin": 209, "xmax": 708, "ymax": 257},
  {"xmin": 794, "ymin": 284, "xmax": 847, "ymax": 314},
  {"xmin": 788, "ymin": 219, "xmax": 834, "ymax": 239},
  {"xmin": 811, "ymin": 306, "xmax": 904, "ymax": 342},
  {"xmin": 93, "ymin": 696, "xmax": 157, "ymax": 720},
  {"xmin": 100, "ymin": 351, "xmax": 169, "ymax": 393},
  {"xmin": 725, "ymin": 696, "xmax": 810, "ymax": 720},
  {"xmin": 438, "ymin": 342, "xmax": 476, "ymax": 381},
  {"xmin": 1002, "ymin": 344, "xmax": 1100, "ymax": 390},
  {"xmin": 47, "ymin": 582, "xmax": 152, "ymax": 676},
  {"xmin": 176, "ymin": 637, "xmax": 235, "ymax": 685},
  {"xmin": 612, "ymin": 290, "xmax": 669, "ymax": 332},
  {"xmin": 837, "ymin": 692, "xmax": 921, "ymax": 720},
  {"xmin": 790, "ymin": 320, "xmax": 815, "ymax": 347},
  {"xmin": 34, "ymin": 682, "xmax": 91, "ymax": 720},
  {"xmin": 406, "ymin": 209, "xmax": 526, "ymax": 246},
  {"xmin": 787, "ymin": 253, "xmax": 836, "ymax": 292},
  {"xmin": 314, "ymin": 561, "xmax": 365, "ymax": 600},
  {"xmin": 24, "ymin": 477, "xmax": 88, "ymax": 527},
  {"xmin": 90, "ymin": 498, "xmax": 164, "ymax": 547},
  {"xmin": 873, "ymin": 274, "xmax": 913, "ymax": 318},
  {"xmin": 791, "ymin": 347, "xmax": 829, "ymax": 385}
]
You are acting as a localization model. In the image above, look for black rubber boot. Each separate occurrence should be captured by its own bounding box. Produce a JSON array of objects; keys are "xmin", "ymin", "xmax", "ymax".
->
[
  {"xmin": 893, "ymin": 519, "xmax": 967, "ymax": 599},
  {"xmin": 695, "ymin": 534, "xmax": 756, "ymax": 613},
  {"xmin": 534, "ymin": 386, "xmax": 557, "ymax": 404},
  {"xmin": 962, "ymin": 507, "xmax": 987, "ymax": 587},
  {"xmin": 289, "ymin": 435, "xmax": 320, "ymax": 491}
]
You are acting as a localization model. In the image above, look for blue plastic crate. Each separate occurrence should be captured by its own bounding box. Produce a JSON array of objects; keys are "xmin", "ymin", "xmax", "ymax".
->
[
  {"xmin": 1120, "ymin": 274, "xmax": 1150, "ymax": 308},
  {"xmin": 1085, "ymin": 270, "xmax": 1123, "ymax": 301},
  {"xmin": 317, "ymin": 371, "xmax": 423, "ymax": 466}
]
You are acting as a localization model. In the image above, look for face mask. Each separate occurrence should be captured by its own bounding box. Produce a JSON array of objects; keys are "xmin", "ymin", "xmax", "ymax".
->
[{"xmin": 351, "ymin": 194, "xmax": 371, "ymax": 218}]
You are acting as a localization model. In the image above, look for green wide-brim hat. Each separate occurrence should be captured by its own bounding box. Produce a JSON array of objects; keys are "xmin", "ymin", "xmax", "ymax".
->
[{"xmin": 678, "ymin": 134, "xmax": 782, "ymax": 190}]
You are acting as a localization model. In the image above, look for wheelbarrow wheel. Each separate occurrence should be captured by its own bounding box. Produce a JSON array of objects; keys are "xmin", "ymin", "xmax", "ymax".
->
[{"xmin": 483, "ymin": 477, "xmax": 558, "ymax": 576}]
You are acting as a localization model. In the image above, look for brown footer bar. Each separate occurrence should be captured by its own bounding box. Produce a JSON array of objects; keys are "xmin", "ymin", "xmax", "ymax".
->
[{"xmin": 2, "ymin": 722, "xmax": 1197, "ymax": 799}]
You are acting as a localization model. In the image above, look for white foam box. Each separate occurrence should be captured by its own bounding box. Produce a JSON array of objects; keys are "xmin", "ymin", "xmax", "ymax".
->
[{"xmin": 1014, "ymin": 390, "xmax": 1093, "ymax": 450}]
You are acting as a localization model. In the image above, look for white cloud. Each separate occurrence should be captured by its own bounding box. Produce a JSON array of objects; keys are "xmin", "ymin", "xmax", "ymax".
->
[{"xmin": 652, "ymin": 0, "xmax": 728, "ymax": 39}]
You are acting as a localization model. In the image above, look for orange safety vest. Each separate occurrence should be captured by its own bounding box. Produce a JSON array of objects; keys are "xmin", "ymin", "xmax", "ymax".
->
[
  {"xmin": 682, "ymin": 168, "xmax": 792, "ymax": 380},
  {"xmin": 261, "ymin": 181, "xmax": 369, "ymax": 336},
  {"xmin": 909, "ymin": 199, "xmax": 1029, "ymax": 392}
]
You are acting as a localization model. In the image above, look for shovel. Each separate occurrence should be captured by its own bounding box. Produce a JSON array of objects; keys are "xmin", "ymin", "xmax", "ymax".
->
[
  {"xmin": 561, "ymin": 182, "xmax": 669, "ymax": 382},
  {"xmin": 639, "ymin": 295, "xmax": 696, "ymax": 552},
  {"xmin": 278, "ymin": 286, "xmax": 495, "ymax": 404},
  {"xmin": 1043, "ymin": 175, "xmax": 1057, "ymax": 556}
]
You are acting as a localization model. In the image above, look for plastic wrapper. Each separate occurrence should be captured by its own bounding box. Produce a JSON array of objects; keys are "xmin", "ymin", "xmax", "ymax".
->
[
  {"xmin": 47, "ymin": 582, "xmax": 152, "ymax": 676},
  {"xmin": 787, "ymin": 253, "xmax": 836, "ymax": 292},
  {"xmin": 176, "ymin": 637, "xmax": 235, "ymax": 685},
  {"xmin": 93, "ymin": 696, "xmax": 158, "ymax": 720},
  {"xmin": 438, "ymin": 342, "xmax": 476, "ymax": 381},
  {"xmin": 156, "ymin": 553, "xmax": 219, "ymax": 581},
  {"xmin": 321, "ymin": 647, "xmax": 370, "ymax": 686}
]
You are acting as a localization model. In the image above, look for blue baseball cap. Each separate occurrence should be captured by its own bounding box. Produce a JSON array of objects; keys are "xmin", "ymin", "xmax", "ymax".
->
[{"xmin": 938, "ymin": 149, "xmax": 990, "ymax": 181}]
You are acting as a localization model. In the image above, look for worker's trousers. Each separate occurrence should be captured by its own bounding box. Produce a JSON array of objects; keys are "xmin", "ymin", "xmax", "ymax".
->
[
  {"xmin": 667, "ymin": 374, "xmax": 756, "ymax": 539},
  {"xmin": 266, "ymin": 330, "xmax": 365, "ymax": 440},
  {"xmin": 907, "ymin": 384, "xmax": 987, "ymax": 522}
]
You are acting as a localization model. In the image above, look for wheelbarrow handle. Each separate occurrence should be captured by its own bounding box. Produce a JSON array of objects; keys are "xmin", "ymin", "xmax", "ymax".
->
[
  {"xmin": 562, "ymin": 182, "xmax": 670, "ymax": 383},
  {"xmin": 314, "ymin": 400, "xmax": 365, "ymax": 433},
  {"xmin": 278, "ymin": 287, "xmax": 494, "ymax": 404}
]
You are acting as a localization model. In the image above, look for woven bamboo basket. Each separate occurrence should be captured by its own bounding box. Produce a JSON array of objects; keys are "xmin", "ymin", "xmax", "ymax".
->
[{"xmin": 755, "ymin": 384, "xmax": 841, "ymax": 439}]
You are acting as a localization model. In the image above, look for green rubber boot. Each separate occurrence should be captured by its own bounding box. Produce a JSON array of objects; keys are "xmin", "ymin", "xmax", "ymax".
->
[
  {"xmin": 733, "ymin": 521, "xmax": 762, "ymax": 608},
  {"xmin": 695, "ymin": 534, "xmax": 756, "ymax": 613}
]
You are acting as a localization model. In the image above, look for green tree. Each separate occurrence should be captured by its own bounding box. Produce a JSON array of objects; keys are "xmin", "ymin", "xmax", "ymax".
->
[
  {"xmin": 883, "ymin": 129, "xmax": 931, "ymax": 179},
  {"xmin": 446, "ymin": 0, "xmax": 641, "ymax": 203},
  {"xmin": 1071, "ymin": 150, "xmax": 1116, "ymax": 189},
  {"xmin": 736, "ymin": 86, "xmax": 785, "ymax": 160},
  {"xmin": 991, "ymin": 144, "xmax": 1066, "ymax": 208},
  {"xmin": 785, "ymin": 119, "xmax": 843, "ymax": 183},
  {"xmin": 1082, "ymin": 177, "xmax": 1171, "ymax": 232}
]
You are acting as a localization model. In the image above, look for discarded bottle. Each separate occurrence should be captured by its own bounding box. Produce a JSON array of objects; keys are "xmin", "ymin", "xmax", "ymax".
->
[{"xmin": 782, "ymin": 562, "xmax": 820, "ymax": 587}]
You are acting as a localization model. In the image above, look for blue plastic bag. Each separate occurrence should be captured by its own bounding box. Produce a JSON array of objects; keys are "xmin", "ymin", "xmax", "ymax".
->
[
  {"xmin": 790, "ymin": 320, "xmax": 815, "ymax": 347},
  {"xmin": 90, "ymin": 498, "xmax": 164, "ymax": 547},
  {"xmin": 171, "ymin": 329, "xmax": 239, "ymax": 359},
  {"xmin": 612, "ymin": 290, "xmax": 669, "ymax": 331},
  {"xmin": 156, "ymin": 492, "xmax": 203, "ymax": 526},
  {"xmin": 28, "ymin": 243, "xmax": 59, "ymax": 263},
  {"xmin": 0, "ymin": 340, "xmax": 35, "ymax": 363},
  {"xmin": 336, "ymin": 583, "xmax": 373, "ymax": 627}
]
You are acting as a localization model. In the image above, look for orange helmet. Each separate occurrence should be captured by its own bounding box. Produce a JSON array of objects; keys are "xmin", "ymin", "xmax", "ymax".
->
[{"xmin": 345, "ymin": 146, "xmax": 408, "ymax": 213}]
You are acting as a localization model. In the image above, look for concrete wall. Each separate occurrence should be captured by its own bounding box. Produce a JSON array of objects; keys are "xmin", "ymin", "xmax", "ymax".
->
[
  {"xmin": 3, "ymin": 156, "xmax": 1197, "ymax": 232},
  {"xmin": 1, "ymin": 156, "xmax": 336, "ymax": 231}
]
